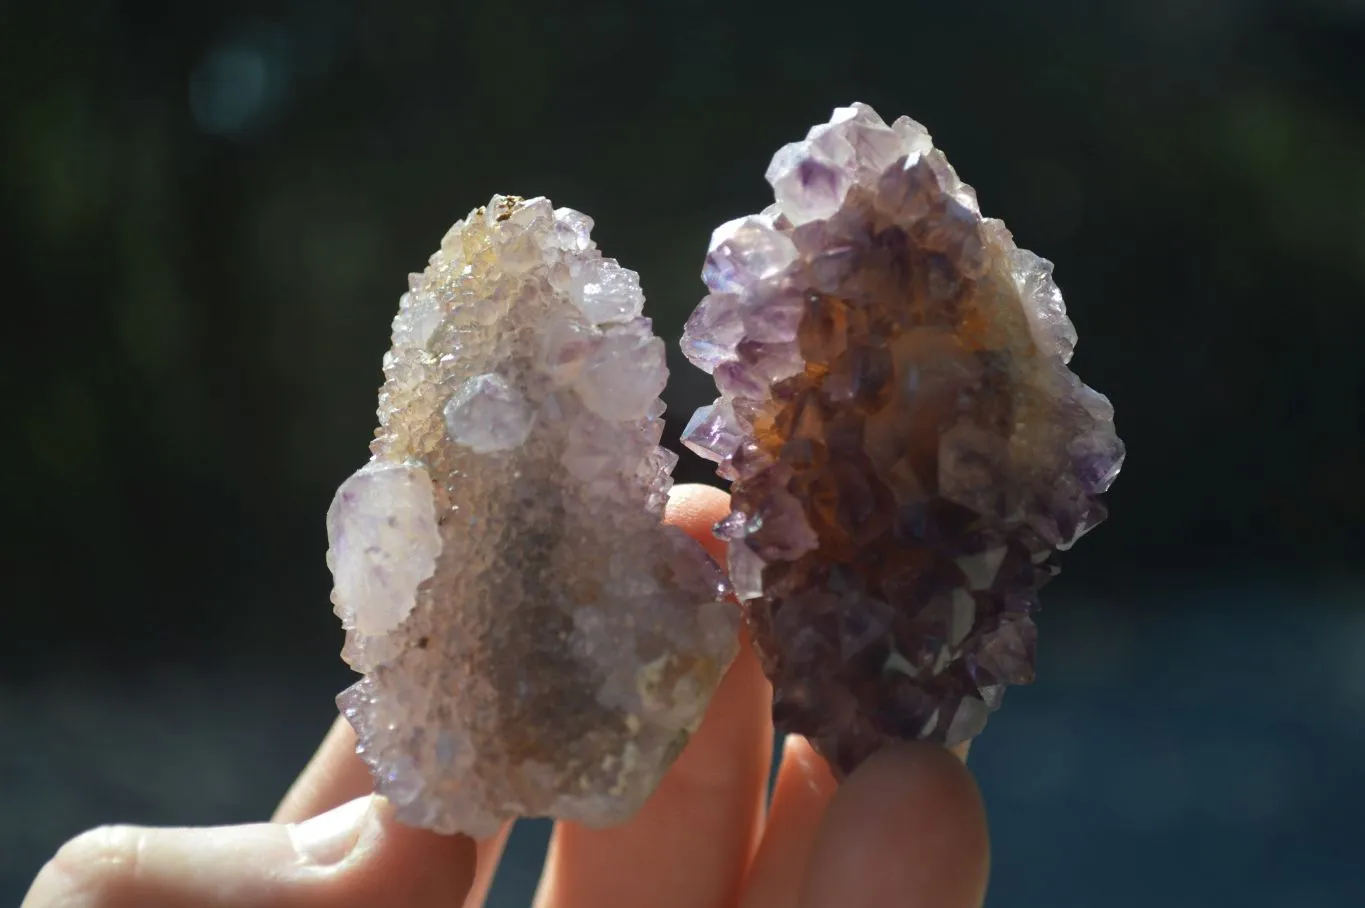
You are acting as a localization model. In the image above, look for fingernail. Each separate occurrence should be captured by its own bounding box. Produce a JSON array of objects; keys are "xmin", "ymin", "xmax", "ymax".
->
[{"xmin": 287, "ymin": 796, "xmax": 373, "ymax": 865}]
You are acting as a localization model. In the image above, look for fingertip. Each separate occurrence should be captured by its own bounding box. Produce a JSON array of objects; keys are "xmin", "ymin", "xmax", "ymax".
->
[
  {"xmin": 800, "ymin": 742, "xmax": 990, "ymax": 908},
  {"xmin": 783, "ymin": 734, "xmax": 839, "ymax": 793},
  {"xmin": 664, "ymin": 483, "xmax": 731, "ymax": 560},
  {"xmin": 833, "ymin": 741, "xmax": 987, "ymax": 831}
]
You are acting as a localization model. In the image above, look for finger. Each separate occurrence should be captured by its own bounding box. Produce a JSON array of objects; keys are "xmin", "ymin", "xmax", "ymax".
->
[
  {"xmin": 738, "ymin": 736, "xmax": 838, "ymax": 908},
  {"xmin": 798, "ymin": 742, "xmax": 990, "ymax": 908},
  {"xmin": 740, "ymin": 737, "xmax": 972, "ymax": 908},
  {"xmin": 465, "ymin": 822, "xmax": 513, "ymax": 908},
  {"xmin": 537, "ymin": 640, "xmax": 772, "ymax": 908},
  {"xmin": 535, "ymin": 483, "xmax": 774, "ymax": 908},
  {"xmin": 273, "ymin": 715, "xmax": 372, "ymax": 823},
  {"xmin": 23, "ymin": 795, "xmax": 476, "ymax": 908},
  {"xmin": 273, "ymin": 654, "xmax": 511, "ymax": 902}
]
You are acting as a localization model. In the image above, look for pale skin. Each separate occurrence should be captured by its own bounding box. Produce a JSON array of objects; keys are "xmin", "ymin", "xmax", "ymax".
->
[{"xmin": 23, "ymin": 484, "xmax": 990, "ymax": 908}]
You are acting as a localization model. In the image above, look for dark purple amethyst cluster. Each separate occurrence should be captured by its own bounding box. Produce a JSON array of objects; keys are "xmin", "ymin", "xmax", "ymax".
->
[{"xmin": 680, "ymin": 103, "xmax": 1124, "ymax": 776}]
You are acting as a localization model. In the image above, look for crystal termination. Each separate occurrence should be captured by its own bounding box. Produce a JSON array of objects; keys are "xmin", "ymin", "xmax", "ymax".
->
[{"xmin": 681, "ymin": 104, "xmax": 1124, "ymax": 777}]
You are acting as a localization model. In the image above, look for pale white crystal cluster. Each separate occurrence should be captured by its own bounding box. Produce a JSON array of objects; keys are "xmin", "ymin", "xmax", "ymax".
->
[{"xmin": 325, "ymin": 195, "xmax": 738, "ymax": 836}]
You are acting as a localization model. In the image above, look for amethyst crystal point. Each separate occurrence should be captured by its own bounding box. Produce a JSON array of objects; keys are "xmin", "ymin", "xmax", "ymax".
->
[
  {"xmin": 326, "ymin": 195, "xmax": 738, "ymax": 836},
  {"xmin": 681, "ymin": 104, "xmax": 1124, "ymax": 777}
]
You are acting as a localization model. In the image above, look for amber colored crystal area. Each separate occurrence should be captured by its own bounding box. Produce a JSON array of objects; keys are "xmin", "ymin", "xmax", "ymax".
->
[{"xmin": 732, "ymin": 245, "xmax": 1058, "ymax": 775}]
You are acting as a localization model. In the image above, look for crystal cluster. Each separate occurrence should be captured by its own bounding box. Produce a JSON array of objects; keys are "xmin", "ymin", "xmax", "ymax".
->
[
  {"xmin": 681, "ymin": 104, "xmax": 1124, "ymax": 776},
  {"xmin": 327, "ymin": 196, "xmax": 737, "ymax": 836}
]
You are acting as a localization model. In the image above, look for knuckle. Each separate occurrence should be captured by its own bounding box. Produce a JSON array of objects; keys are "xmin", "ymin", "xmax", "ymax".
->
[{"xmin": 38, "ymin": 825, "xmax": 146, "ymax": 906}]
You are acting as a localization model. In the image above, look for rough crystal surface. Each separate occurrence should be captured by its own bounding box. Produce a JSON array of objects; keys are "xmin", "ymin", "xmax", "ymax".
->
[
  {"xmin": 681, "ymin": 103, "xmax": 1125, "ymax": 777},
  {"xmin": 327, "ymin": 195, "xmax": 738, "ymax": 836}
]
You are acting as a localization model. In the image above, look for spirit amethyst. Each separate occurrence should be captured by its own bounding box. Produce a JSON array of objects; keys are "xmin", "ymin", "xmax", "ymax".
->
[
  {"xmin": 326, "ymin": 196, "xmax": 737, "ymax": 836},
  {"xmin": 681, "ymin": 104, "xmax": 1124, "ymax": 776}
]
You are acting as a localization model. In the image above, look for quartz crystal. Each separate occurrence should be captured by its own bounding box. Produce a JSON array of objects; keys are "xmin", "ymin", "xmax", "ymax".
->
[
  {"xmin": 327, "ymin": 195, "xmax": 737, "ymax": 836},
  {"xmin": 681, "ymin": 104, "xmax": 1124, "ymax": 777}
]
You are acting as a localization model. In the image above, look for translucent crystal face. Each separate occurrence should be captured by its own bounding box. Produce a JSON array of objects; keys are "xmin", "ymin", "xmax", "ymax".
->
[
  {"xmin": 326, "ymin": 196, "xmax": 737, "ymax": 837},
  {"xmin": 682, "ymin": 104, "xmax": 1124, "ymax": 776}
]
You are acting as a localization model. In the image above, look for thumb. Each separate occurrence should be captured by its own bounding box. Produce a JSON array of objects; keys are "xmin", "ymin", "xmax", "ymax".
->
[{"xmin": 22, "ymin": 795, "xmax": 477, "ymax": 908}]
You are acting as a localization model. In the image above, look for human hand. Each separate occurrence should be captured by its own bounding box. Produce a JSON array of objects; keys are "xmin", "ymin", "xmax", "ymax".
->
[{"xmin": 23, "ymin": 484, "xmax": 990, "ymax": 908}]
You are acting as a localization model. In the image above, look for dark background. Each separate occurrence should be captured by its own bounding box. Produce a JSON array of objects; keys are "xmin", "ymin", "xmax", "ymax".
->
[{"xmin": 4, "ymin": 0, "xmax": 1364, "ymax": 905}]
